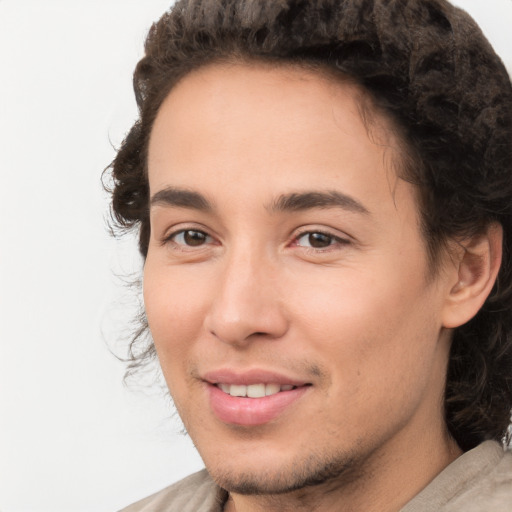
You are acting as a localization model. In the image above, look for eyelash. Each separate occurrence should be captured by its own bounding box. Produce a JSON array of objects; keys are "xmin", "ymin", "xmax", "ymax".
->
[
  {"xmin": 162, "ymin": 228, "xmax": 214, "ymax": 249},
  {"xmin": 162, "ymin": 227, "xmax": 350, "ymax": 253},
  {"xmin": 291, "ymin": 229, "xmax": 350, "ymax": 251}
]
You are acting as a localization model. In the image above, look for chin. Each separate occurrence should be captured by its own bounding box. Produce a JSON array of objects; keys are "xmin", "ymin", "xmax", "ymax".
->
[{"xmin": 208, "ymin": 450, "xmax": 358, "ymax": 495}]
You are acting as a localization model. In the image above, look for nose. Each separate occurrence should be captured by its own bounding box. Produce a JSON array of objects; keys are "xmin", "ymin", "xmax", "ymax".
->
[{"xmin": 203, "ymin": 248, "xmax": 289, "ymax": 347}]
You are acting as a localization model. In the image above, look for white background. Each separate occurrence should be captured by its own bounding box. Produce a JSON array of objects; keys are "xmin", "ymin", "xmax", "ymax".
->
[{"xmin": 0, "ymin": 1, "xmax": 511, "ymax": 511}]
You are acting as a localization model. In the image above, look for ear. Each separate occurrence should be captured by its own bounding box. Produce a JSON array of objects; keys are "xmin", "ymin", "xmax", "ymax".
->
[{"xmin": 442, "ymin": 223, "xmax": 503, "ymax": 329}]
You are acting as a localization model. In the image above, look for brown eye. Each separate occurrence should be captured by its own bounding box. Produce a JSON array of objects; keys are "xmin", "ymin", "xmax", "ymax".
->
[
  {"xmin": 307, "ymin": 232, "xmax": 332, "ymax": 248},
  {"xmin": 173, "ymin": 230, "xmax": 211, "ymax": 246},
  {"xmin": 294, "ymin": 231, "xmax": 350, "ymax": 250},
  {"xmin": 296, "ymin": 232, "xmax": 334, "ymax": 248}
]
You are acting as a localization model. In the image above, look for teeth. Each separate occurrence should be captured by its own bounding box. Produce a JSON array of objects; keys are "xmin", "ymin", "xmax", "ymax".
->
[
  {"xmin": 217, "ymin": 383, "xmax": 296, "ymax": 397},
  {"xmin": 230, "ymin": 385, "xmax": 247, "ymax": 397},
  {"xmin": 219, "ymin": 383, "xmax": 230, "ymax": 394},
  {"xmin": 265, "ymin": 383, "xmax": 281, "ymax": 396},
  {"xmin": 247, "ymin": 384, "xmax": 266, "ymax": 398}
]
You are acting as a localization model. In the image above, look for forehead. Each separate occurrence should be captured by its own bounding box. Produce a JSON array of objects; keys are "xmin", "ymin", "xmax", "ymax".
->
[
  {"xmin": 148, "ymin": 62, "xmax": 403, "ymax": 195},
  {"xmin": 150, "ymin": 62, "xmax": 395, "ymax": 141}
]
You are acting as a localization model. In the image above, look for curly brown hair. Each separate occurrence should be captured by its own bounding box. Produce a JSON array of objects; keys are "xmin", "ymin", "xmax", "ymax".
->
[{"xmin": 107, "ymin": 0, "xmax": 512, "ymax": 451}]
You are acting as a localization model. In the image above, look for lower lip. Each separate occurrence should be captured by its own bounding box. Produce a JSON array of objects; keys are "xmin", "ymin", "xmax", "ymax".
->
[{"xmin": 208, "ymin": 384, "xmax": 309, "ymax": 426}]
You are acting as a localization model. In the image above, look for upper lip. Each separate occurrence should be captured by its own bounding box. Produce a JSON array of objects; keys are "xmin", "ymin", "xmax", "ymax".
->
[{"xmin": 202, "ymin": 369, "xmax": 310, "ymax": 386}]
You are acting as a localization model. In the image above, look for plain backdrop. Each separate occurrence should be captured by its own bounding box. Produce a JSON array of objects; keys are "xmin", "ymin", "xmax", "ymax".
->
[{"xmin": 0, "ymin": 1, "xmax": 511, "ymax": 511}]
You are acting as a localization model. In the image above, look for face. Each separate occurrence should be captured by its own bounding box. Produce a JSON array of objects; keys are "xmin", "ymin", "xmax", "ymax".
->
[{"xmin": 144, "ymin": 63, "xmax": 455, "ymax": 494}]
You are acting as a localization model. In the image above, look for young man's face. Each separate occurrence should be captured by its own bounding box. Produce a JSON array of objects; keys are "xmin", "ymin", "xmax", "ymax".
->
[{"xmin": 144, "ymin": 63, "xmax": 457, "ymax": 495}]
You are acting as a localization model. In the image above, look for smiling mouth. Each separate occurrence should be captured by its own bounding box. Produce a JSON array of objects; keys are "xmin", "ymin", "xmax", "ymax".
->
[
  {"xmin": 208, "ymin": 379, "xmax": 312, "ymax": 425},
  {"xmin": 216, "ymin": 383, "xmax": 304, "ymax": 398}
]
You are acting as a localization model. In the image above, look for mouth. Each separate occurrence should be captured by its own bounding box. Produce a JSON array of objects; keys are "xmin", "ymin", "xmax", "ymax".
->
[
  {"xmin": 204, "ymin": 371, "xmax": 312, "ymax": 426},
  {"xmin": 216, "ymin": 382, "xmax": 297, "ymax": 398}
]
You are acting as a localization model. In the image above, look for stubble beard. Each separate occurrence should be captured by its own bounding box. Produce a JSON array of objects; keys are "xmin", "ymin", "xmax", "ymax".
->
[{"xmin": 210, "ymin": 449, "xmax": 361, "ymax": 496}]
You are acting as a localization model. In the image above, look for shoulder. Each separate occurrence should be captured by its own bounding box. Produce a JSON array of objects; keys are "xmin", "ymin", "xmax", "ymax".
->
[
  {"xmin": 403, "ymin": 441, "xmax": 512, "ymax": 512},
  {"xmin": 118, "ymin": 469, "xmax": 226, "ymax": 512},
  {"xmin": 445, "ymin": 443, "xmax": 512, "ymax": 512}
]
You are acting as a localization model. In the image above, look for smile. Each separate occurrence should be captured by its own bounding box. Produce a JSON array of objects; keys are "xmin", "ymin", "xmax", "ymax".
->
[
  {"xmin": 208, "ymin": 381, "xmax": 311, "ymax": 426},
  {"xmin": 216, "ymin": 383, "xmax": 296, "ymax": 398}
]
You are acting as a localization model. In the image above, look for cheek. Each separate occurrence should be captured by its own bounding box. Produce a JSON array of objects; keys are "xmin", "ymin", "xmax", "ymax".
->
[
  {"xmin": 287, "ymin": 265, "xmax": 441, "ymax": 382},
  {"xmin": 143, "ymin": 268, "xmax": 209, "ymax": 415},
  {"xmin": 290, "ymin": 276, "xmax": 442, "ymax": 438},
  {"xmin": 143, "ymin": 263, "xmax": 209, "ymax": 367}
]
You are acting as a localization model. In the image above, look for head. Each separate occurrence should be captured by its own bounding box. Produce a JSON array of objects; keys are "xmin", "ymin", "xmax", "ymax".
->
[{"xmin": 108, "ymin": 0, "xmax": 512, "ymax": 483}]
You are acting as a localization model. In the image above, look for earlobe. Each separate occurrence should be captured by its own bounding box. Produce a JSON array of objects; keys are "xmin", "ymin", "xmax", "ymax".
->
[{"xmin": 442, "ymin": 223, "xmax": 503, "ymax": 329}]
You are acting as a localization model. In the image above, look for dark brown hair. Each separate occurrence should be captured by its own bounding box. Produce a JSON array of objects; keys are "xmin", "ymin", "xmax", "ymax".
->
[{"xmin": 106, "ymin": 0, "xmax": 512, "ymax": 451}]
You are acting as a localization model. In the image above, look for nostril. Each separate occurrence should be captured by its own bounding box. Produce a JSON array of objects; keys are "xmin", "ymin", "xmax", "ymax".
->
[{"xmin": 205, "ymin": 300, "xmax": 289, "ymax": 345}]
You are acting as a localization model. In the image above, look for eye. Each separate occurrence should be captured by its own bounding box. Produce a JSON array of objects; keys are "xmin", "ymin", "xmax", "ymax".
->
[
  {"xmin": 170, "ymin": 229, "xmax": 213, "ymax": 247},
  {"xmin": 294, "ymin": 231, "xmax": 347, "ymax": 249}
]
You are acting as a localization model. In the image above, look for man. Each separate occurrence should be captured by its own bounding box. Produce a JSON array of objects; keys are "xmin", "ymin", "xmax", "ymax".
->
[{"xmin": 110, "ymin": 1, "xmax": 512, "ymax": 510}]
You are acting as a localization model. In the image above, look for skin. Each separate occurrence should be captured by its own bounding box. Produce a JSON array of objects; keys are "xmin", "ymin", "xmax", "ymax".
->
[{"xmin": 143, "ymin": 63, "xmax": 467, "ymax": 512}]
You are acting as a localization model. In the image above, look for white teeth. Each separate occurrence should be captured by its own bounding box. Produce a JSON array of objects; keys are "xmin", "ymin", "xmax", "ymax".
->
[
  {"xmin": 219, "ymin": 383, "xmax": 230, "ymax": 394},
  {"xmin": 247, "ymin": 384, "xmax": 266, "ymax": 398},
  {"xmin": 217, "ymin": 383, "xmax": 296, "ymax": 397},
  {"xmin": 265, "ymin": 383, "xmax": 281, "ymax": 396},
  {"xmin": 229, "ymin": 384, "xmax": 247, "ymax": 397}
]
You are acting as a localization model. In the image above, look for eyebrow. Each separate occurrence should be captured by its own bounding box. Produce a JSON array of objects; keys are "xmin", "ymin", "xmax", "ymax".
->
[
  {"xmin": 150, "ymin": 187, "xmax": 213, "ymax": 211},
  {"xmin": 150, "ymin": 187, "xmax": 369, "ymax": 216},
  {"xmin": 268, "ymin": 191, "xmax": 370, "ymax": 215}
]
